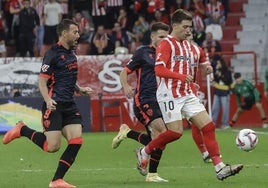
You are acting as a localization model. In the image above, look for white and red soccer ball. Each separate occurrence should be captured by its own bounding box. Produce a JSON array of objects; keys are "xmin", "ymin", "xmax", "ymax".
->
[{"xmin": 235, "ymin": 129, "xmax": 258, "ymax": 152}]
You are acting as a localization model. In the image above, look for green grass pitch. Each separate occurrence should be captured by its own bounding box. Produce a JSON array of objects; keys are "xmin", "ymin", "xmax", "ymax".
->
[{"xmin": 0, "ymin": 128, "xmax": 267, "ymax": 188}]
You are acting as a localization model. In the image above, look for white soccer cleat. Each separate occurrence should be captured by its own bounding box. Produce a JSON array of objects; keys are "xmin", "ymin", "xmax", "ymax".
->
[
  {"xmin": 112, "ymin": 124, "xmax": 131, "ymax": 149},
  {"xmin": 146, "ymin": 173, "xmax": 168, "ymax": 182},
  {"xmin": 135, "ymin": 147, "xmax": 149, "ymax": 176},
  {"xmin": 216, "ymin": 164, "xmax": 243, "ymax": 180}
]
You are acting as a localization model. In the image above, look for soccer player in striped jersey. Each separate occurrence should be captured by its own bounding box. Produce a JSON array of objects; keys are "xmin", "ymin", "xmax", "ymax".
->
[{"xmin": 136, "ymin": 9, "xmax": 243, "ymax": 181}]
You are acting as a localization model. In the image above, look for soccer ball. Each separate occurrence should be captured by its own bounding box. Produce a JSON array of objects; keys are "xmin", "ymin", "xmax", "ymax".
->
[{"xmin": 235, "ymin": 129, "xmax": 258, "ymax": 152}]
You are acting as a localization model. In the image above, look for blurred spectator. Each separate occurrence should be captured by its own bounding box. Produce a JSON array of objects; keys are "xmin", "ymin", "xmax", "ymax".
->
[
  {"xmin": 90, "ymin": 24, "xmax": 114, "ymax": 55},
  {"xmin": 72, "ymin": 0, "xmax": 92, "ymax": 25},
  {"xmin": 204, "ymin": 0, "xmax": 225, "ymax": 27},
  {"xmin": 3, "ymin": 0, "xmax": 13, "ymax": 41},
  {"xmin": 192, "ymin": 0, "xmax": 206, "ymax": 19},
  {"xmin": 154, "ymin": 9, "xmax": 169, "ymax": 25},
  {"xmin": 128, "ymin": 15, "xmax": 150, "ymax": 43},
  {"xmin": 202, "ymin": 32, "xmax": 221, "ymax": 54},
  {"xmin": 18, "ymin": 0, "xmax": 40, "ymax": 57},
  {"xmin": 189, "ymin": 7, "xmax": 206, "ymax": 47},
  {"xmin": 127, "ymin": 14, "xmax": 149, "ymax": 48},
  {"xmin": 91, "ymin": 0, "xmax": 107, "ymax": 30},
  {"xmin": 110, "ymin": 22, "xmax": 130, "ymax": 49},
  {"xmin": 58, "ymin": 0, "xmax": 68, "ymax": 19},
  {"xmin": 117, "ymin": 7, "xmax": 134, "ymax": 31},
  {"xmin": 32, "ymin": 0, "xmax": 46, "ymax": 56},
  {"xmin": 9, "ymin": 0, "xmax": 22, "ymax": 55},
  {"xmin": 43, "ymin": 0, "xmax": 63, "ymax": 45},
  {"xmin": 211, "ymin": 57, "xmax": 233, "ymax": 129},
  {"xmin": 205, "ymin": 22, "xmax": 223, "ymax": 41},
  {"xmin": 73, "ymin": 11, "xmax": 94, "ymax": 44},
  {"xmin": 0, "ymin": 10, "xmax": 7, "ymax": 57},
  {"xmin": 106, "ymin": 0, "xmax": 123, "ymax": 29},
  {"xmin": 12, "ymin": 88, "xmax": 21, "ymax": 97}
]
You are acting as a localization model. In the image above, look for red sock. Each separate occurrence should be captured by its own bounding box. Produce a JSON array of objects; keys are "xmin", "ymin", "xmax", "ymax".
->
[
  {"xmin": 145, "ymin": 130, "xmax": 182, "ymax": 154},
  {"xmin": 191, "ymin": 124, "xmax": 207, "ymax": 153},
  {"xmin": 201, "ymin": 122, "xmax": 221, "ymax": 165}
]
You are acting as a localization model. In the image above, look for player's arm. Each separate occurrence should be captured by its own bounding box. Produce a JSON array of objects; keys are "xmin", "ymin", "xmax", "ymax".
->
[
  {"xmin": 199, "ymin": 47, "xmax": 213, "ymax": 76},
  {"xmin": 75, "ymin": 84, "xmax": 93, "ymax": 96},
  {"xmin": 120, "ymin": 67, "xmax": 134, "ymax": 99},
  {"xmin": 39, "ymin": 76, "xmax": 57, "ymax": 111}
]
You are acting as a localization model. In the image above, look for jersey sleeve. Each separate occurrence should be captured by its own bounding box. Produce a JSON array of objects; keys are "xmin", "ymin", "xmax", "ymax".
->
[
  {"xmin": 198, "ymin": 47, "xmax": 209, "ymax": 64},
  {"xmin": 39, "ymin": 49, "xmax": 56, "ymax": 78},
  {"xmin": 125, "ymin": 47, "xmax": 144, "ymax": 73},
  {"xmin": 155, "ymin": 39, "xmax": 171, "ymax": 67}
]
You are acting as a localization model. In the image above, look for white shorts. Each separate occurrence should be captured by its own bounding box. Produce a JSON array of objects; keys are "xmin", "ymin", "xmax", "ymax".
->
[{"xmin": 157, "ymin": 93, "xmax": 206, "ymax": 124}]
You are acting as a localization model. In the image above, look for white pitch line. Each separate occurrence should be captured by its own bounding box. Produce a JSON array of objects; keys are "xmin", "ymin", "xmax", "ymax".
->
[{"xmin": 1, "ymin": 164, "xmax": 268, "ymax": 173}]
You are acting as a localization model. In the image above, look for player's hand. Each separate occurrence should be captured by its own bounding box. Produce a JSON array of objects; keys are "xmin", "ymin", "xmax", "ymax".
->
[
  {"xmin": 185, "ymin": 75, "xmax": 194, "ymax": 83},
  {"xmin": 123, "ymin": 84, "xmax": 134, "ymax": 99},
  {"xmin": 46, "ymin": 98, "xmax": 57, "ymax": 111},
  {"xmin": 78, "ymin": 86, "xmax": 94, "ymax": 96}
]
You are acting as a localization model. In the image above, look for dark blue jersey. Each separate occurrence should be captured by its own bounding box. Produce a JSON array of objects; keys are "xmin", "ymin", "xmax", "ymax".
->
[
  {"xmin": 125, "ymin": 45, "xmax": 157, "ymax": 104},
  {"xmin": 39, "ymin": 43, "xmax": 78, "ymax": 102}
]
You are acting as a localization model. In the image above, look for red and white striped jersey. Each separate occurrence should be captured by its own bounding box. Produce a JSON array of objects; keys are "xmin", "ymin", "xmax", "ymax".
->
[
  {"xmin": 107, "ymin": 0, "xmax": 123, "ymax": 7},
  {"xmin": 155, "ymin": 35, "xmax": 207, "ymax": 98},
  {"xmin": 92, "ymin": 0, "xmax": 106, "ymax": 16}
]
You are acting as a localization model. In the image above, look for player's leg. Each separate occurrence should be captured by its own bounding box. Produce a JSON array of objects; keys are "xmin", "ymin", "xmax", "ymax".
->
[
  {"xmin": 3, "ymin": 103, "xmax": 60, "ymax": 152},
  {"xmin": 112, "ymin": 124, "xmax": 151, "ymax": 149},
  {"xmin": 221, "ymin": 95, "xmax": 230, "ymax": 128},
  {"xmin": 229, "ymin": 107, "xmax": 243, "ymax": 127},
  {"xmin": 191, "ymin": 111, "xmax": 243, "ymax": 180},
  {"xmin": 255, "ymin": 102, "xmax": 268, "ymax": 126},
  {"xmin": 49, "ymin": 102, "xmax": 82, "ymax": 188},
  {"xmin": 191, "ymin": 124, "xmax": 210, "ymax": 162}
]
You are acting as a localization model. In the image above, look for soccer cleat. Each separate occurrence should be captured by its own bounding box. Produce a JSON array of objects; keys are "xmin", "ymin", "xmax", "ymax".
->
[
  {"xmin": 49, "ymin": 179, "xmax": 76, "ymax": 188},
  {"xmin": 216, "ymin": 164, "xmax": 243, "ymax": 181},
  {"xmin": 112, "ymin": 124, "xmax": 131, "ymax": 149},
  {"xmin": 146, "ymin": 173, "xmax": 168, "ymax": 182},
  {"xmin": 228, "ymin": 121, "xmax": 235, "ymax": 127},
  {"xmin": 3, "ymin": 121, "xmax": 26, "ymax": 145},
  {"xmin": 135, "ymin": 147, "xmax": 149, "ymax": 176}
]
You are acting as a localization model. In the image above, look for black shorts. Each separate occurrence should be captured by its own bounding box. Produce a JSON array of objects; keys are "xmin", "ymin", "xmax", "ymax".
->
[
  {"xmin": 133, "ymin": 101, "xmax": 163, "ymax": 127},
  {"xmin": 241, "ymin": 98, "xmax": 255, "ymax": 110},
  {"xmin": 42, "ymin": 101, "xmax": 82, "ymax": 131}
]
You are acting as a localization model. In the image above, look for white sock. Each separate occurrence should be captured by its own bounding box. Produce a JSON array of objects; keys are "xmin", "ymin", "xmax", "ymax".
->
[
  {"xmin": 202, "ymin": 151, "xmax": 209, "ymax": 159},
  {"xmin": 214, "ymin": 162, "xmax": 226, "ymax": 172}
]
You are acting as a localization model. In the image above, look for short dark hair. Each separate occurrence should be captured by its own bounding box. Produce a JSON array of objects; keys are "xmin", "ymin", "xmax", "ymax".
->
[
  {"xmin": 150, "ymin": 22, "xmax": 170, "ymax": 33},
  {"xmin": 56, "ymin": 19, "xmax": 78, "ymax": 36},
  {"xmin": 234, "ymin": 72, "xmax": 241, "ymax": 79},
  {"xmin": 171, "ymin": 9, "xmax": 192, "ymax": 25}
]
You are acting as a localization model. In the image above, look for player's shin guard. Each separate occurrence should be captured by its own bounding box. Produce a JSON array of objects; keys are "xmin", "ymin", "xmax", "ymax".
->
[
  {"xmin": 52, "ymin": 137, "xmax": 83, "ymax": 181},
  {"xmin": 191, "ymin": 124, "xmax": 207, "ymax": 153},
  {"xmin": 201, "ymin": 122, "xmax": 221, "ymax": 165},
  {"xmin": 145, "ymin": 130, "xmax": 182, "ymax": 154}
]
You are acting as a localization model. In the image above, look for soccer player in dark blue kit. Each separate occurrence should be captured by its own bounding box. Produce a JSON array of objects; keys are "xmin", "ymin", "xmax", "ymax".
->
[
  {"xmin": 3, "ymin": 19, "xmax": 93, "ymax": 188},
  {"xmin": 113, "ymin": 22, "xmax": 170, "ymax": 182}
]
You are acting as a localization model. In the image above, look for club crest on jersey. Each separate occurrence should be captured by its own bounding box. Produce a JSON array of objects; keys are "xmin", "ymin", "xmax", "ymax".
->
[{"xmin": 41, "ymin": 64, "xmax": 49, "ymax": 72}]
